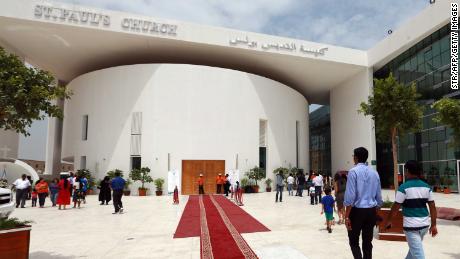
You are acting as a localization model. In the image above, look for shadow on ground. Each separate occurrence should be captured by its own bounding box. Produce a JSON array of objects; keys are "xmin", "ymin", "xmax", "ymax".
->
[
  {"xmin": 30, "ymin": 251, "xmax": 79, "ymax": 259},
  {"xmin": 442, "ymin": 252, "xmax": 460, "ymax": 258}
]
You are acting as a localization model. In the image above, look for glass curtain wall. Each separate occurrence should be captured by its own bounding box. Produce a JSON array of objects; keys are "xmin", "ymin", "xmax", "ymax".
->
[
  {"xmin": 309, "ymin": 106, "xmax": 331, "ymax": 177},
  {"xmin": 374, "ymin": 24, "xmax": 460, "ymax": 191}
]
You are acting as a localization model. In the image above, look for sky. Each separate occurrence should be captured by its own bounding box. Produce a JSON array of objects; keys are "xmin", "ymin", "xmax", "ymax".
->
[{"xmin": 19, "ymin": 0, "xmax": 430, "ymax": 160}]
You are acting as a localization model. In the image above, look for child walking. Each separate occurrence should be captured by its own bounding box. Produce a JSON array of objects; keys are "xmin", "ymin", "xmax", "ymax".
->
[
  {"xmin": 173, "ymin": 186, "xmax": 179, "ymax": 204},
  {"xmin": 31, "ymin": 189, "xmax": 38, "ymax": 207},
  {"xmin": 72, "ymin": 177, "xmax": 82, "ymax": 209},
  {"xmin": 321, "ymin": 187, "xmax": 335, "ymax": 233},
  {"xmin": 309, "ymin": 185, "xmax": 315, "ymax": 205}
]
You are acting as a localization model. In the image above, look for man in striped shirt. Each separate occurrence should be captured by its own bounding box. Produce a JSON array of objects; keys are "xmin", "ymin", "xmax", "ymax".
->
[{"xmin": 385, "ymin": 160, "xmax": 438, "ymax": 259}]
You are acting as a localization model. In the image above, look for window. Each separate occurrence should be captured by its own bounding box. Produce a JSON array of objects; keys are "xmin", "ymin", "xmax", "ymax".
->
[
  {"xmin": 296, "ymin": 121, "xmax": 299, "ymax": 168},
  {"xmin": 80, "ymin": 156, "xmax": 86, "ymax": 169},
  {"xmin": 259, "ymin": 120, "xmax": 267, "ymax": 171},
  {"xmin": 130, "ymin": 112, "xmax": 142, "ymax": 156},
  {"xmin": 131, "ymin": 156, "xmax": 141, "ymax": 170},
  {"xmin": 259, "ymin": 147, "xmax": 266, "ymax": 172},
  {"xmin": 259, "ymin": 120, "xmax": 267, "ymax": 147},
  {"xmin": 82, "ymin": 115, "xmax": 88, "ymax": 141}
]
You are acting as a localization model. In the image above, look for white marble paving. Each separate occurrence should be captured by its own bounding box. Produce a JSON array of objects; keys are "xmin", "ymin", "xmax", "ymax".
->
[{"xmin": 9, "ymin": 190, "xmax": 460, "ymax": 259}]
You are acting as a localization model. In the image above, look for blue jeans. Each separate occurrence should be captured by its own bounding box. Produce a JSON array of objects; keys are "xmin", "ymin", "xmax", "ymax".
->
[
  {"xmin": 404, "ymin": 227, "xmax": 428, "ymax": 259},
  {"xmin": 50, "ymin": 192, "xmax": 58, "ymax": 206},
  {"xmin": 287, "ymin": 184, "xmax": 293, "ymax": 196}
]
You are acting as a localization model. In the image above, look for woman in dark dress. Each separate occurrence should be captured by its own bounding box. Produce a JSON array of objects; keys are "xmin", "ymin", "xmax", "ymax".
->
[
  {"xmin": 334, "ymin": 173, "xmax": 347, "ymax": 224},
  {"xmin": 98, "ymin": 176, "xmax": 111, "ymax": 205}
]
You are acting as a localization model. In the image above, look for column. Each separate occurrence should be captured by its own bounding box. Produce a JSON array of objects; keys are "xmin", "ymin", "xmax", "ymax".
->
[
  {"xmin": 330, "ymin": 68, "xmax": 376, "ymax": 174},
  {"xmin": 44, "ymin": 81, "xmax": 65, "ymax": 178}
]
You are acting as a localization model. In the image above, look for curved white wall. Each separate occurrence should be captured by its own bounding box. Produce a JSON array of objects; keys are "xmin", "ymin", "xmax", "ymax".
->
[{"xmin": 62, "ymin": 64, "xmax": 309, "ymax": 192}]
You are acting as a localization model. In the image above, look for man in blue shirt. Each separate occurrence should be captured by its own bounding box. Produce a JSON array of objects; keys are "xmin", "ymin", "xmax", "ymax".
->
[
  {"xmin": 344, "ymin": 147, "xmax": 383, "ymax": 259},
  {"xmin": 111, "ymin": 171, "xmax": 126, "ymax": 214}
]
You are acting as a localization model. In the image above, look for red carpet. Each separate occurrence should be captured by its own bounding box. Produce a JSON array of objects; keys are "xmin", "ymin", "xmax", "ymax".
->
[
  {"xmin": 174, "ymin": 195, "xmax": 270, "ymax": 238},
  {"xmin": 213, "ymin": 195, "xmax": 270, "ymax": 234},
  {"xmin": 437, "ymin": 207, "xmax": 460, "ymax": 221},
  {"xmin": 173, "ymin": 195, "xmax": 201, "ymax": 238},
  {"xmin": 201, "ymin": 195, "xmax": 258, "ymax": 259}
]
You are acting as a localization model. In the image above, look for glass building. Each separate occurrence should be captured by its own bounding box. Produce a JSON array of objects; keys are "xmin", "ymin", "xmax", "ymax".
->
[
  {"xmin": 374, "ymin": 24, "xmax": 460, "ymax": 192},
  {"xmin": 309, "ymin": 106, "xmax": 331, "ymax": 176},
  {"xmin": 310, "ymin": 24, "xmax": 459, "ymax": 191}
]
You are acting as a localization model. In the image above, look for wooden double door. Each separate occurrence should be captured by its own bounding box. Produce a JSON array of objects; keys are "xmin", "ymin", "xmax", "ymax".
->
[{"xmin": 182, "ymin": 160, "xmax": 225, "ymax": 195}]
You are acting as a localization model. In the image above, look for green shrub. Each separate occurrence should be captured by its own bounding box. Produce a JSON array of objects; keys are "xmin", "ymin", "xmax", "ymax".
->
[
  {"xmin": 0, "ymin": 217, "xmax": 33, "ymax": 230},
  {"xmin": 129, "ymin": 167, "xmax": 153, "ymax": 190},
  {"xmin": 154, "ymin": 178, "xmax": 165, "ymax": 191}
]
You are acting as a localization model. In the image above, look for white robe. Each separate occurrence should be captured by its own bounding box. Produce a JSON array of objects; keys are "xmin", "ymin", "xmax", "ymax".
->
[{"xmin": 167, "ymin": 169, "xmax": 181, "ymax": 193}]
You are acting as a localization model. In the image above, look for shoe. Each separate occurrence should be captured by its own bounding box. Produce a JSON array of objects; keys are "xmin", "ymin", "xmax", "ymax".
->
[
  {"xmin": 100, "ymin": 203, "xmax": 104, "ymax": 205},
  {"xmin": 328, "ymin": 228, "xmax": 332, "ymax": 233},
  {"xmin": 119, "ymin": 208, "xmax": 124, "ymax": 213},
  {"xmin": 16, "ymin": 205, "xmax": 18, "ymax": 208}
]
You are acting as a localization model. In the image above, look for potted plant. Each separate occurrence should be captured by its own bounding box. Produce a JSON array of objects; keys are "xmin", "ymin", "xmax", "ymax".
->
[
  {"xmin": 439, "ymin": 177, "xmax": 446, "ymax": 193},
  {"xmin": 123, "ymin": 179, "xmax": 132, "ymax": 196},
  {"xmin": 154, "ymin": 178, "xmax": 165, "ymax": 196},
  {"xmin": 129, "ymin": 167, "xmax": 154, "ymax": 196},
  {"xmin": 0, "ymin": 217, "xmax": 33, "ymax": 258},
  {"xmin": 376, "ymin": 197, "xmax": 405, "ymax": 242},
  {"xmin": 245, "ymin": 166, "xmax": 265, "ymax": 193},
  {"xmin": 444, "ymin": 177, "xmax": 453, "ymax": 194},
  {"xmin": 240, "ymin": 178, "xmax": 249, "ymax": 193},
  {"xmin": 265, "ymin": 178, "xmax": 272, "ymax": 192}
]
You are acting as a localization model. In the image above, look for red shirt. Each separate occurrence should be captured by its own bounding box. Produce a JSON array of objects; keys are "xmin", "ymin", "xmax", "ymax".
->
[
  {"xmin": 36, "ymin": 181, "xmax": 49, "ymax": 194},
  {"xmin": 216, "ymin": 176, "xmax": 224, "ymax": 184},
  {"xmin": 198, "ymin": 178, "xmax": 204, "ymax": 186}
]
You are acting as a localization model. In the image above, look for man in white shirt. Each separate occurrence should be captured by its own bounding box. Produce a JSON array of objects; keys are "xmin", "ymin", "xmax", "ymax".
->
[
  {"xmin": 313, "ymin": 173, "xmax": 323, "ymax": 205},
  {"xmin": 12, "ymin": 174, "xmax": 31, "ymax": 208},
  {"xmin": 69, "ymin": 171, "xmax": 75, "ymax": 196},
  {"xmin": 287, "ymin": 174, "xmax": 294, "ymax": 196}
]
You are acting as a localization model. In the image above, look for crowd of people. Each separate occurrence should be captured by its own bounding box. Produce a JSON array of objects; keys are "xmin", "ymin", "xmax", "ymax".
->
[
  {"xmin": 12, "ymin": 172, "xmax": 88, "ymax": 210},
  {"xmin": 11, "ymin": 171, "xmax": 126, "ymax": 215},
  {"xmin": 10, "ymin": 146, "xmax": 438, "ymax": 259},
  {"xmin": 272, "ymin": 146, "xmax": 438, "ymax": 259}
]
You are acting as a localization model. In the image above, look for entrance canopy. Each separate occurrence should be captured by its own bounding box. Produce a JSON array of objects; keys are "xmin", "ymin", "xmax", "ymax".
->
[
  {"xmin": 0, "ymin": 0, "xmax": 368, "ymax": 104},
  {"xmin": 0, "ymin": 158, "xmax": 40, "ymax": 186}
]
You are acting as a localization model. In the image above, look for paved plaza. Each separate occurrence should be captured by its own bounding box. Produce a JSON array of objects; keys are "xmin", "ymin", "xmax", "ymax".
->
[{"xmin": 10, "ymin": 190, "xmax": 460, "ymax": 259}]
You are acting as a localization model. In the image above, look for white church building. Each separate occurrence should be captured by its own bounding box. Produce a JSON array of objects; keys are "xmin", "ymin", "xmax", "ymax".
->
[{"xmin": 0, "ymin": 0, "xmax": 452, "ymax": 194}]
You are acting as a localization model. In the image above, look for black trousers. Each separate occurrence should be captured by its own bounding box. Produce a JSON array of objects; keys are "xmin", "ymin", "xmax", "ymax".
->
[
  {"xmin": 347, "ymin": 207, "xmax": 377, "ymax": 259},
  {"xmin": 216, "ymin": 184, "xmax": 222, "ymax": 194},
  {"xmin": 38, "ymin": 193, "xmax": 47, "ymax": 207},
  {"xmin": 112, "ymin": 190, "xmax": 123, "ymax": 212},
  {"xmin": 314, "ymin": 186, "xmax": 322, "ymax": 204},
  {"xmin": 310, "ymin": 194, "xmax": 315, "ymax": 205},
  {"xmin": 15, "ymin": 189, "xmax": 27, "ymax": 207},
  {"xmin": 224, "ymin": 182, "xmax": 230, "ymax": 196},
  {"xmin": 297, "ymin": 184, "xmax": 304, "ymax": 197},
  {"xmin": 199, "ymin": 185, "xmax": 204, "ymax": 194}
]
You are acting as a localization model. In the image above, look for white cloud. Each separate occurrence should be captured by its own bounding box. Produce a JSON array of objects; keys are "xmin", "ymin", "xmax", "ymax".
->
[{"xmin": 59, "ymin": 0, "xmax": 429, "ymax": 49}]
